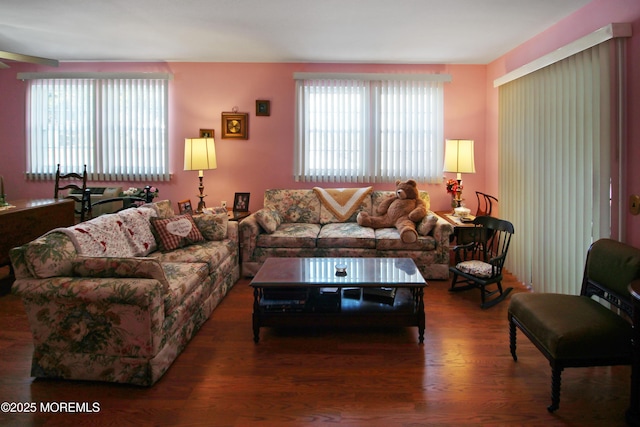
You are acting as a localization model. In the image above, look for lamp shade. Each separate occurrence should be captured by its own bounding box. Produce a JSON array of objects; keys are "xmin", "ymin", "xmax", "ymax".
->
[
  {"xmin": 443, "ymin": 139, "xmax": 476, "ymax": 174},
  {"xmin": 184, "ymin": 138, "xmax": 217, "ymax": 171}
]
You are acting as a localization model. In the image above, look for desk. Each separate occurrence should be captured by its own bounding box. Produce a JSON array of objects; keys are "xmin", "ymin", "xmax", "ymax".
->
[
  {"xmin": 0, "ymin": 199, "xmax": 75, "ymax": 267},
  {"xmin": 435, "ymin": 211, "xmax": 477, "ymax": 245}
]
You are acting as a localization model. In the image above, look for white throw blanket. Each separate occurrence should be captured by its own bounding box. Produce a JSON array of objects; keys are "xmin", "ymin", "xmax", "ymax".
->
[
  {"xmin": 49, "ymin": 214, "xmax": 136, "ymax": 257},
  {"xmin": 313, "ymin": 186, "xmax": 373, "ymax": 222}
]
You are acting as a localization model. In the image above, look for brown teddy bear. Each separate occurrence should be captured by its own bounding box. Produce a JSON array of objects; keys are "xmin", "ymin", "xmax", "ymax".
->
[{"xmin": 356, "ymin": 179, "xmax": 427, "ymax": 243}]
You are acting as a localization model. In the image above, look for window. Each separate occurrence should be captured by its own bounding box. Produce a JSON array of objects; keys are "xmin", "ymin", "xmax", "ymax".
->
[
  {"xmin": 294, "ymin": 73, "xmax": 450, "ymax": 183},
  {"xmin": 21, "ymin": 73, "xmax": 171, "ymax": 181}
]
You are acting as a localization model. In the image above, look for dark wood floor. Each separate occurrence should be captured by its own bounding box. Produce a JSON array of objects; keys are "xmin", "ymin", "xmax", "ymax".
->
[{"xmin": 0, "ymin": 272, "xmax": 632, "ymax": 426}]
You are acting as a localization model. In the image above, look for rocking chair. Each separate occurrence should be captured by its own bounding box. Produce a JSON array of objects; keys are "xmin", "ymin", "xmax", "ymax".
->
[{"xmin": 449, "ymin": 216, "xmax": 514, "ymax": 308}]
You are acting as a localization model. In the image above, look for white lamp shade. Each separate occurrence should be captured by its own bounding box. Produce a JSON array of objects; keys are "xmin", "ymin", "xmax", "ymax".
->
[
  {"xmin": 184, "ymin": 138, "xmax": 217, "ymax": 171},
  {"xmin": 443, "ymin": 139, "xmax": 476, "ymax": 174}
]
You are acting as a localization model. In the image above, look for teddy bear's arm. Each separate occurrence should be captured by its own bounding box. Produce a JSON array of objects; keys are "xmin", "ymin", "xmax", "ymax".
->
[
  {"xmin": 408, "ymin": 199, "xmax": 427, "ymax": 222},
  {"xmin": 376, "ymin": 196, "xmax": 395, "ymax": 215}
]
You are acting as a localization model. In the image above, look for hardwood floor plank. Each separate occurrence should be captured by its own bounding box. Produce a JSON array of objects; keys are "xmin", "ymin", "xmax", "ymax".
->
[{"xmin": 0, "ymin": 272, "xmax": 632, "ymax": 426}]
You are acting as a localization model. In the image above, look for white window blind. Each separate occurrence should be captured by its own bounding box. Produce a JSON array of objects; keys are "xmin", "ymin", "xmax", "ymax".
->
[
  {"xmin": 294, "ymin": 74, "xmax": 448, "ymax": 183},
  {"xmin": 24, "ymin": 74, "xmax": 170, "ymax": 181},
  {"xmin": 498, "ymin": 40, "xmax": 619, "ymax": 295}
]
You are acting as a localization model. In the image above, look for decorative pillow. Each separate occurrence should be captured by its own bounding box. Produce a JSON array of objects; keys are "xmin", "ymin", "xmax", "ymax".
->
[
  {"xmin": 144, "ymin": 200, "xmax": 175, "ymax": 219},
  {"xmin": 118, "ymin": 207, "xmax": 158, "ymax": 256},
  {"xmin": 150, "ymin": 214, "xmax": 205, "ymax": 252},
  {"xmin": 24, "ymin": 232, "xmax": 77, "ymax": 279},
  {"xmin": 417, "ymin": 214, "xmax": 438, "ymax": 236},
  {"xmin": 72, "ymin": 256, "xmax": 170, "ymax": 292},
  {"xmin": 456, "ymin": 260, "xmax": 494, "ymax": 278},
  {"xmin": 193, "ymin": 212, "xmax": 228, "ymax": 240},
  {"xmin": 255, "ymin": 209, "xmax": 282, "ymax": 234}
]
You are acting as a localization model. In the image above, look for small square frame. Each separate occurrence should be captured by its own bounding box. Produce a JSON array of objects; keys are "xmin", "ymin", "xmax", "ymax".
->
[
  {"xmin": 221, "ymin": 112, "xmax": 248, "ymax": 139},
  {"xmin": 233, "ymin": 193, "xmax": 250, "ymax": 212},
  {"xmin": 256, "ymin": 100, "xmax": 270, "ymax": 116},
  {"xmin": 199, "ymin": 129, "xmax": 214, "ymax": 138},
  {"xmin": 178, "ymin": 199, "xmax": 193, "ymax": 215}
]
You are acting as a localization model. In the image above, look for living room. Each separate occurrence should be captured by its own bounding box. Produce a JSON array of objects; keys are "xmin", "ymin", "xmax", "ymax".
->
[{"xmin": 1, "ymin": 0, "xmax": 640, "ymax": 425}]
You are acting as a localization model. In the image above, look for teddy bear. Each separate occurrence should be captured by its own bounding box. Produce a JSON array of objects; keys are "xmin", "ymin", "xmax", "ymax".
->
[{"xmin": 356, "ymin": 179, "xmax": 427, "ymax": 243}]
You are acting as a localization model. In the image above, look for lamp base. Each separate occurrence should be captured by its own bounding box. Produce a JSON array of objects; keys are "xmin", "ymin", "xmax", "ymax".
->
[
  {"xmin": 0, "ymin": 194, "xmax": 9, "ymax": 207},
  {"xmin": 196, "ymin": 197, "xmax": 206, "ymax": 213}
]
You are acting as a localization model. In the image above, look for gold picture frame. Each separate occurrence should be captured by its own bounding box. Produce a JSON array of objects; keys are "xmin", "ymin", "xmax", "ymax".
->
[
  {"xmin": 199, "ymin": 129, "xmax": 214, "ymax": 138},
  {"xmin": 221, "ymin": 112, "xmax": 248, "ymax": 139}
]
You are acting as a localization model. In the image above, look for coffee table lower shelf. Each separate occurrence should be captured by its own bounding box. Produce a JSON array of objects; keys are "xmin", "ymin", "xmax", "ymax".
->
[{"xmin": 251, "ymin": 287, "xmax": 425, "ymax": 343}]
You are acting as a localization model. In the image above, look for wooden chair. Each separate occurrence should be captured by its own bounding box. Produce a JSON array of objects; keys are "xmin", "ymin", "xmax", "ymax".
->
[
  {"xmin": 54, "ymin": 164, "xmax": 91, "ymax": 221},
  {"xmin": 449, "ymin": 216, "xmax": 514, "ymax": 308},
  {"xmin": 508, "ymin": 238, "xmax": 640, "ymax": 412},
  {"xmin": 475, "ymin": 191, "xmax": 498, "ymax": 217}
]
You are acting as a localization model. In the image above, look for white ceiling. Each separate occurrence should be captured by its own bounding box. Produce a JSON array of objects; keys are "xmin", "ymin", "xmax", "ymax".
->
[{"xmin": 0, "ymin": 0, "xmax": 593, "ymax": 65}]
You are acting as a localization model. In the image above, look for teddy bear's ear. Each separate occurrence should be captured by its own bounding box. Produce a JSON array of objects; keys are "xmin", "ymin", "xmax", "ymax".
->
[
  {"xmin": 395, "ymin": 179, "xmax": 402, "ymax": 186},
  {"xmin": 406, "ymin": 179, "xmax": 417, "ymax": 187}
]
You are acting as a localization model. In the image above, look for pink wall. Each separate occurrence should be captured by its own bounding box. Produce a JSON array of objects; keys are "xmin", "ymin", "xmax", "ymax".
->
[
  {"xmin": 486, "ymin": 0, "xmax": 640, "ymax": 246},
  {"xmin": 0, "ymin": 62, "xmax": 487, "ymax": 214}
]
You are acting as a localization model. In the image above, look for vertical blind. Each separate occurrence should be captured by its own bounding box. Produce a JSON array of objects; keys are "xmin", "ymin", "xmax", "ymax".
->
[
  {"xmin": 25, "ymin": 75, "xmax": 170, "ymax": 181},
  {"xmin": 294, "ymin": 74, "xmax": 448, "ymax": 183},
  {"xmin": 498, "ymin": 41, "xmax": 616, "ymax": 294}
]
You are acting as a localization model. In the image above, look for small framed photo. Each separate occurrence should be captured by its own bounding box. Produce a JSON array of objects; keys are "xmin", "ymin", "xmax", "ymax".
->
[
  {"xmin": 256, "ymin": 100, "xmax": 270, "ymax": 116},
  {"xmin": 221, "ymin": 112, "xmax": 248, "ymax": 139},
  {"xmin": 199, "ymin": 129, "xmax": 214, "ymax": 138},
  {"xmin": 178, "ymin": 199, "xmax": 193, "ymax": 214},
  {"xmin": 233, "ymin": 193, "xmax": 250, "ymax": 212}
]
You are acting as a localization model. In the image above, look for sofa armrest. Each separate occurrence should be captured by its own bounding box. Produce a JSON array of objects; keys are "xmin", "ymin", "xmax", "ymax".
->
[
  {"xmin": 13, "ymin": 276, "xmax": 166, "ymax": 357},
  {"xmin": 238, "ymin": 211, "xmax": 265, "ymax": 263},
  {"xmin": 432, "ymin": 214, "xmax": 454, "ymax": 249}
]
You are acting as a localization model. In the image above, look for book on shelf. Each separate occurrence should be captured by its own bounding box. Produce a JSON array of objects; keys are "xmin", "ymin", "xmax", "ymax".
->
[{"xmin": 362, "ymin": 287, "xmax": 397, "ymax": 305}]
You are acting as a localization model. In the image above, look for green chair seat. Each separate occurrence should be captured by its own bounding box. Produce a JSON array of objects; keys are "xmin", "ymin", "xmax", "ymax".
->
[{"xmin": 509, "ymin": 293, "xmax": 631, "ymax": 361}]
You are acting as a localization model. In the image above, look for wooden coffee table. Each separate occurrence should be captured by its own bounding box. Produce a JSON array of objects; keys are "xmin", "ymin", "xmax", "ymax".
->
[{"xmin": 250, "ymin": 257, "xmax": 427, "ymax": 343}]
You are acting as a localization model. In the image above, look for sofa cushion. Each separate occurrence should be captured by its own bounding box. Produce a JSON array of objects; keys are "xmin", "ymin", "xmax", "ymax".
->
[
  {"xmin": 256, "ymin": 223, "xmax": 321, "ymax": 248},
  {"xmin": 315, "ymin": 186, "xmax": 373, "ymax": 224},
  {"xmin": 254, "ymin": 209, "xmax": 282, "ymax": 234},
  {"xmin": 161, "ymin": 262, "xmax": 209, "ymax": 314},
  {"xmin": 71, "ymin": 256, "xmax": 170, "ymax": 292},
  {"xmin": 509, "ymin": 293, "xmax": 632, "ymax": 360},
  {"xmin": 264, "ymin": 189, "xmax": 320, "ymax": 223},
  {"xmin": 24, "ymin": 232, "xmax": 77, "ymax": 279},
  {"xmin": 375, "ymin": 228, "xmax": 437, "ymax": 251},
  {"xmin": 317, "ymin": 223, "xmax": 376, "ymax": 249},
  {"xmin": 151, "ymin": 240, "xmax": 237, "ymax": 275},
  {"xmin": 118, "ymin": 207, "xmax": 158, "ymax": 256},
  {"xmin": 151, "ymin": 214, "xmax": 205, "ymax": 252},
  {"xmin": 193, "ymin": 212, "xmax": 228, "ymax": 240}
]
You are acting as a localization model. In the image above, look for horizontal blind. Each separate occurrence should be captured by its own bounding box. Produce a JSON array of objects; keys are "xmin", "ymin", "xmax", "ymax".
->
[
  {"xmin": 294, "ymin": 75, "xmax": 445, "ymax": 183},
  {"xmin": 26, "ymin": 77, "xmax": 170, "ymax": 181}
]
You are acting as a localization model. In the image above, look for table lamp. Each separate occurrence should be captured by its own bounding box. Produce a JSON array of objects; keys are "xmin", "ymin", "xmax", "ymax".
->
[
  {"xmin": 443, "ymin": 139, "xmax": 476, "ymax": 208},
  {"xmin": 184, "ymin": 138, "xmax": 217, "ymax": 213}
]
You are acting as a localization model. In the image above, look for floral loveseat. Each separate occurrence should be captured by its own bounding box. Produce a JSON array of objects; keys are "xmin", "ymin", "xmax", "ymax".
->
[
  {"xmin": 9, "ymin": 200, "xmax": 239, "ymax": 386},
  {"xmin": 239, "ymin": 188, "xmax": 453, "ymax": 279}
]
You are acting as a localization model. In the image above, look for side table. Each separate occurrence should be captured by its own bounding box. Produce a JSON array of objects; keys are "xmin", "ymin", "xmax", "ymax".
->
[
  {"xmin": 227, "ymin": 210, "xmax": 251, "ymax": 222},
  {"xmin": 434, "ymin": 211, "xmax": 478, "ymax": 245}
]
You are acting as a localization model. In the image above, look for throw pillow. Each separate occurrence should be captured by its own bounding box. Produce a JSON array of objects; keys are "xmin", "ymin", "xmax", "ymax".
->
[
  {"xmin": 193, "ymin": 212, "xmax": 228, "ymax": 240},
  {"xmin": 151, "ymin": 214, "xmax": 204, "ymax": 252},
  {"xmin": 72, "ymin": 256, "xmax": 170, "ymax": 292},
  {"xmin": 24, "ymin": 232, "xmax": 77, "ymax": 279},
  {"xmin": 255, "ymin": 209, "xmax": 282, "ymax": 234},
  {"xmin": 417, "ymin": 214, "xmax": 438, "ymax": 236}
]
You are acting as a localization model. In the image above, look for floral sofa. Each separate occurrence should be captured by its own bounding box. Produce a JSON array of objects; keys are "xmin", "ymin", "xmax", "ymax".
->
[
  {"xmin": 9, "ymin": 200, "xmax": 239, "ymax": 386},
  {"xmin": 239, "ymin": 188, "xmax": 453, "ymax": 279}
]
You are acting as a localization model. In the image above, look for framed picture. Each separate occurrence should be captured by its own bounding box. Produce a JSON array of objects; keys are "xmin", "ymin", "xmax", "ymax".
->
[
  {"xmin": 233, "ymin": 192, "xmax": 250, "ymax": 212},
  {"xmin": 221, "ymin": 112, "xmax": 248, "ymax": 139},
  {"xmin": 178, "ymin": 199, "xmax": 193, "ymax": 214},
  {"xmin": 256, "ymin": 100, "xmax": 270, "ymax": 116},
  {"xmin": 199, "ymin": 129, "xmax": 214, "ymax": 138}
]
